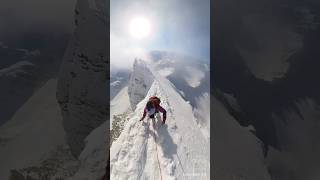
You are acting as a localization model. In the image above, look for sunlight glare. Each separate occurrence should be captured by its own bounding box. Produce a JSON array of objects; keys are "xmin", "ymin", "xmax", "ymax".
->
[{"xmin": 129, "ymin": 16, "xmax": 151, "ymax": 39}]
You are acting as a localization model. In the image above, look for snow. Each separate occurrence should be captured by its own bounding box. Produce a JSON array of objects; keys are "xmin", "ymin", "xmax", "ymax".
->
[
  {"xmin": 0, "ymin": 0, "xmax": 108, "ymax": 179},
  {"xmin": 67, "ymin": 122, "xmax": 107, "ymax": 180},
  {"xmin": 0, "ymin": 79, "xmax": 67, "ymax": 179},
  {"xmin": 193, "ymin": 93, "xmax": 210, "ymax": 139},
  {"xmin": 149, "ymin": 51, "xmax": 210, "ymax": 114},
  {"xmin": 266, "ymin": 98, "xmax": 320, "ymax": 179},
  {"xmin": 221, "ymin": 92, "xmax": 242, "ymax": 112},
  {"xmin": 110, "ymin": 86, "xmax": 132, "ymax": 127},
  {"xmin": 213, "ymin": 96, "xmax": 271, "ymax": 180},
  {"xmin": 110, "ymin": 61, "xmax": 210, "ymax": 179}
]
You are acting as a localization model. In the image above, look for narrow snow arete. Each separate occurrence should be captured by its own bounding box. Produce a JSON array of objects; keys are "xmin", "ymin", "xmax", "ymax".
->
[{"xmin": 110, "ymin": 60, "xmax": 210, "ymax": 180}]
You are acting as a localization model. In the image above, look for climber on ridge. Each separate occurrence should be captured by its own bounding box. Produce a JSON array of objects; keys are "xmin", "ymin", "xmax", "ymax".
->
[{"xmin": 140, "ymin": 96, "xmax": 166, "ymax": 124}]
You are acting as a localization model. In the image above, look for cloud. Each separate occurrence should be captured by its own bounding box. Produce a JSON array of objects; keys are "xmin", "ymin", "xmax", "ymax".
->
[
  {"xmin": 110, "ymin": 0, "xmax": 210, "ymax": 69},
  {"xmin": 0, "ymin": 0, "xmax": 76, "ymax": 36},
  {"xmin": 110, "ymin": 32, "xmax": 150, "ymax": 69}
]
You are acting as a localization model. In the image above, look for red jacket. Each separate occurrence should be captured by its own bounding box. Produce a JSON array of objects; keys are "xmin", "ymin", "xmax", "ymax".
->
[{"xmin": 141, "ymin": 100, "xmax": 167, "ymax": 122}]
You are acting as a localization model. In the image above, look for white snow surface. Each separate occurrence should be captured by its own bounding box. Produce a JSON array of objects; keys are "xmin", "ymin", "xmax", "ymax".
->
[
  {"xmin": 111, "ymin": 63, "xmax": 210, "ymax": 180},
  {"xmin": 193, "ymin": 93, "xmax": 210, "ymax": 140},
  {"xmin": 213, "ymin": 96, "xmax": 271, "ymax": 180},
  {"xmin": 0, "ymin": 79, "xmax": 67, "ymax": 179},
  {"xmin": 67, "ymin": 122, "xmax": 107, "ymax": 180},
  {"xmin": 266, "ymin": 98, "xmax": 320, "ymax": 179},
  {"xmin": 110, "ymin": 86, "xmax": 131, "ymax": 127}
]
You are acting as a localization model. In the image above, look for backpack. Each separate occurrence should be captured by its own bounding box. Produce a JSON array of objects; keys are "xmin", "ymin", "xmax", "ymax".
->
[
  {"xmin": 146, "ymin": 100, "xmax": 155, "ymax": 111},
  {"xmin": 146, "ymin": 96, "xmax": 161, "ymax": 115},
  {"xmin": 148, "ymin": 96, "xmax": 161, "ymax": 105}
]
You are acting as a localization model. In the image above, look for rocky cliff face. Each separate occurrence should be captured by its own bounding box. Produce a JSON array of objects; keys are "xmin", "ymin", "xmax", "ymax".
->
[{"xmin": 56, "ymin": 0, "xmax": 109, "ymax": 157}]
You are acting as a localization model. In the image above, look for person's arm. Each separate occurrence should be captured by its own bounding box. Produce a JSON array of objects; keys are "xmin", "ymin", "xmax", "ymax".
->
[
  {"xmin": 140, "ymin": 107, "xmax": 147, "ymax": 121},
  {"xmin": 158, "ymin": 106, "xmax": 167, "ymax": 124}
]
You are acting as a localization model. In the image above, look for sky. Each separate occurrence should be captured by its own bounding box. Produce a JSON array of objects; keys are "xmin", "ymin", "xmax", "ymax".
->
[
  {"xmin": 110, "ymin": 0, "xmax": 210, "ymax": 69},
  {"xmin": 0, "ymin": 0, "xmax": 76, "ymax": 42}
]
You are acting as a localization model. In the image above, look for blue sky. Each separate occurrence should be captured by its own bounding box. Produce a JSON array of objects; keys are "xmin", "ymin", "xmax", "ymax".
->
[{"xmin": 110, "ymin": 0, "xmax": 210, "ymax": 69}]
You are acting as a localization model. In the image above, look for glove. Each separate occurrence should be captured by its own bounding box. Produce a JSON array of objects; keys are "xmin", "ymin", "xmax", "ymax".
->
[{"xmin": 139, "ymin": 117, "xmax": 144, "ymax": 121}]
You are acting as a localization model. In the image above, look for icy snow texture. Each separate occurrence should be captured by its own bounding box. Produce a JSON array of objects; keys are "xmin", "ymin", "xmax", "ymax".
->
[
  {"xmin": 149, "ymin": 51, "xmax": 210, "ymax": 130},
  {"xmin": 111, "ymin": 62, "xmax": 210, "ymax": 180}
]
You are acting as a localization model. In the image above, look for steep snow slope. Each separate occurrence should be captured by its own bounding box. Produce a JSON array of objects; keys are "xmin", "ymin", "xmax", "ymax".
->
[
  {"xmin": 148, "ymin": 51, "xmax": 210, "ymax": 136},
  {"xmin": 110, "ymin": 70, "xmax": 130, "ymax": 100},
  {"xmin": 0, "ymin": 29, "xmax": 69, "ymax": 126},
  {"xmin": 266, "ymin": 98, "xmax": 320, "ymax": 179},
  {"xmin": 110, "ymin": 86, "xmax": 131, "ymax": 127},
  {"xmin": 67, "ymin": 122, "xmax": 107, "ymax": 180},
  {"xmin": 0, "ymin": 60, "xmax": 39, "ymax": 125},
  {"xmin": 213, "ymin": 95, "xmax": 271, "ymax": 180},
  {"xmin": 0, "ymin": 79, "xmax": 75, "ymax": 179},
  {"xmin": 194, "ymin": 93, "xmax": 210, "ymax": 139},
  {"xmin": 111, "ymin": 61, "xmax": 210, "ymax": 179}
]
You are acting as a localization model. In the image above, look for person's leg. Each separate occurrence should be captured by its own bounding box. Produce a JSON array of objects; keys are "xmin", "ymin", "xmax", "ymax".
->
[
  {"xmin": 151, "ymin": 117, "xmax": 156, "ymax": 129},
  {"xmin": 149, "ymin": 114, "xmax": 157, "ymax": 129}
]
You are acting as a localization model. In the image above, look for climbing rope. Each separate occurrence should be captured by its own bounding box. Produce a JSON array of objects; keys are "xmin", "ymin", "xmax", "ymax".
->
[
  {"xmin": 176, "ymin": 153, "xmax": 186, "ymax": 178},
  {"xmin": 151, "ymin": 118, "xmax": 163, "ymax": 180}
]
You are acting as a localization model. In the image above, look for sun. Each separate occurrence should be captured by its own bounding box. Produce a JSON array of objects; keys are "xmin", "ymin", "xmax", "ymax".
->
[{"xmin": 129, "ymin": 16, "xmax": 151, "ymax": 39}]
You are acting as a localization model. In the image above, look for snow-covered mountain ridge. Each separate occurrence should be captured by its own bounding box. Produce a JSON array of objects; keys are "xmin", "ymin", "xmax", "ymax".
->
[
  {"xmin": 110, "ymin": 59, "xmax": 210, "ymax": 180},
  {"xmin": 147, "ymin": 51, "xmax": 210, "ymax": 135},
  {"xmin": 0, "ymin": 79, "xmax": 79, "ymax": 179},
  {"xmin": 0, "ymin": 0, "xmax": 109, "ymax": 179}
]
